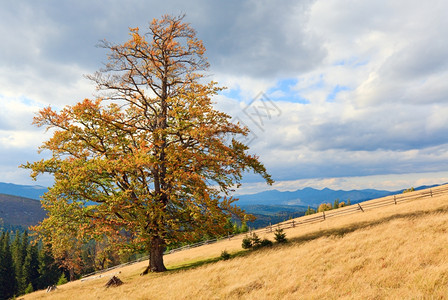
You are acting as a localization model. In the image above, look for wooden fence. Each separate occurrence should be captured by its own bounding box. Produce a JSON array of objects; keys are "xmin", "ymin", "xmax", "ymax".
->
[
  {"xmin": 81, "ymin": 184, "xmax": 448, "ymax": 279},
  {"xmin": 257, "ymin": 184, "xmax": 448, "ymax": 235}
]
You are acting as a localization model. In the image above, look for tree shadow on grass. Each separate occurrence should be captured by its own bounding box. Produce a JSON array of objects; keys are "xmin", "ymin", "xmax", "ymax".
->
[
  {"xmin": 166, "ymin": 249, "xmax": 251, "ymax": 273},
  {"xmin": 154, "ymin": 204, "xmax": 448, "ymax": 275}
]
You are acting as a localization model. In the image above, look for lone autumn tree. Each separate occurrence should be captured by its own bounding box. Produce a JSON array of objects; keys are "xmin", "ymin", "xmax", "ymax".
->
[{"xmin": 23, "ymin": 15, "xmax": 272, "ymax": 274}]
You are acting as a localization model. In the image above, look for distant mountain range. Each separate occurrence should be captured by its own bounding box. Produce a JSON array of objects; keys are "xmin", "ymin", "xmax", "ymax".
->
[
  {"xmin": 236, "ymin": 184, "xmax": 442, "ymax": 207},
  {"xmin": 236, "ymin": 187, "xmax": 393, "ymax": 207},
  {"xmin": 0, "ymin": 182, "xmax": 47, "ymax": 200},
  {"xmin": 0, "ymin": 181, "xmax": 442, "ymax": 229}
]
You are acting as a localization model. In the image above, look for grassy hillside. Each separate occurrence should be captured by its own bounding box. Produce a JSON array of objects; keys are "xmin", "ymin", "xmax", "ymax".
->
[
  {"xmin": 0, "ymin": 193, "xmax": 46, "ymax": 229},
  {"xmin": 24, "ymin": 185, "xmax": 448, "ymax": 299}
]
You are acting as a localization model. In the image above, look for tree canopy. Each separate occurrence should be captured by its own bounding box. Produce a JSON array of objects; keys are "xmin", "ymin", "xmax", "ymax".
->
[{"xmin": 23, "ymin": 14, "xmax": 272, "ymax": 274}]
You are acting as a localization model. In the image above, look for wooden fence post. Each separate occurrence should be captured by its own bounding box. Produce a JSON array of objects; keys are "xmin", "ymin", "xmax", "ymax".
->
[
  {"xmin": 358, "ymin": 203, "xmax": 364, "ymax": 212},
  {"xmin": 322, "ymin": 211, "xmax": 326, "ymax": 220},
  {"xmin": 292, "ymin": 220, "xmax": 295, "ymax": 228},
  {"xmin": 269, "ymin": 222, "xmax": 272, "ymax": 232},
  {"xmin": 430, "ymin": 189, "xmax": 433, "ymax": 197},
  {"xmin": 394, "ymin": 195, "xmax": 397, "ymax": 205}
]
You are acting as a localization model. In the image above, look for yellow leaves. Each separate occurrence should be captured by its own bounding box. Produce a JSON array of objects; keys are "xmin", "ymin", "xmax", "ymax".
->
[
  {"xmin": 24, "ymin": 14, "xmax": 273, "ymax": 261},
  {"xmin": 32, "ymin": 106, "xmax": 54, "ymax": 126},
  {"xmin": 129, "ymin": 27, "xmax": 139, "ymax": 33}
]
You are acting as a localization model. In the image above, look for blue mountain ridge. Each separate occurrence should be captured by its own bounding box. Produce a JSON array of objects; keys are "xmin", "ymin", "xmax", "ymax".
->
[
  {"xmin": 235, "ymin": 187, "xmax": 393, "ymax": 207},
  {"xmin": 0, "ymin": 182, "xmax": 48, "ymax": 200},
  {"xmin": 0, "ymin": 181, "xmax": 441, "ymax": 207}
]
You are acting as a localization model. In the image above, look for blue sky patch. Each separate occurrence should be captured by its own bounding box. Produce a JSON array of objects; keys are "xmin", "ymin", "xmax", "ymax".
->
[
  {"xmin": 267, "ymin": 78, "xmax": 310, "ymax": 104},
  {"xmin": 221, "ymin": 86, "xmax": 242, "ymax": 99},
  {"xmin": 326, "ymin": 85, "xmax": 350, "ymax": 102}
]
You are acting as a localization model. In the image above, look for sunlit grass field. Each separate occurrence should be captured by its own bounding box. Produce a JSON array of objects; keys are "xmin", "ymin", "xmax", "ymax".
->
[{"xmin": 24, "ymin": 185, "xmax": 448, "ymax": 299}]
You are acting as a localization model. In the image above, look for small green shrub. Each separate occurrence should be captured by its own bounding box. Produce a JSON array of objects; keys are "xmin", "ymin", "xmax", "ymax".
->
[
  {"xmin": 242, "ymin": 233, "xmax": 275, "ymax": 249},
  {"xmin": 305, "ymin": 206, "xmax": 316, "ymax": 215},
  {"xmin": 274, "ymin": 228, "xmax": 287, "ymax": 243},
  {"xmin": 25, "ymin": 282, "xmax": 34, "ymax": 294},
  {"xmin": 259, "ymin": 239, "xmax": 273, "ymax": 247},
  {"xmin": 242, "ymin": 235, "xmax": 252, "ymax": 249},
  {"xmin": 57, "ymin": 273, "xmax": 68, "ymax": 286},
  {"xmin": 220, "ymin": 250, "xmax": 231, "ymax": 260},
  {"xmin": 250, "ymin": 232, "xmax": 261, "ymax": 248},
  {"xmin": 403, "ymin": 187, "xmax": 415, "ymax": 193}
]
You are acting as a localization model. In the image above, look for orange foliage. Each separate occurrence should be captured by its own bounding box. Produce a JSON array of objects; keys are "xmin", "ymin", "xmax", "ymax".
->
[{"xmin": 22, "ymin": 14, "xmax": 272, "ymax": 274}]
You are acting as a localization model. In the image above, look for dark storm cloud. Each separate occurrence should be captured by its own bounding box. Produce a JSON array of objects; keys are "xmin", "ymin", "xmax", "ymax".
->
[{"xmin": 198, "ymin": 0, "xmax": 327, "ymax": 78}]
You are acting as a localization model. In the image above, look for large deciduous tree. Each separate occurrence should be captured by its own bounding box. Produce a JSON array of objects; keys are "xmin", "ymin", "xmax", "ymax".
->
[{"xmin": 23, "ymin": 15, "xmax": 272, "ymax": 274}]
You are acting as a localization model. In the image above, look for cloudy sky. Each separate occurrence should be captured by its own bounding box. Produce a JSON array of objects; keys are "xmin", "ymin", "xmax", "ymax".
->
[{"xmin": 2, "ymin": 0, "xmax": 448, "ymax": 193}]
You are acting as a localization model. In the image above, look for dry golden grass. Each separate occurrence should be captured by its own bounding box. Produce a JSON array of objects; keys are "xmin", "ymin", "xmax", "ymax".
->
[{"xmin": 24, "ymin": 185, "xmax": 448, "ymax": 299}]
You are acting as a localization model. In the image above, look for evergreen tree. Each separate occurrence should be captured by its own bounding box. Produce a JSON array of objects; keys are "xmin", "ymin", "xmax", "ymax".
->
[
  {"xmin": 240, "ymin": 222, "xmax": 249, "ymax": 233},
  {"xmin": 22, "ymin": 243, "xmax": 40, "ymax": 291},
  {"xmin": 333, "ymin": 199, "xmax": 340, "ymax": 210},
  {"xmin": 274, "ymin": 228, "xmax": 287, "ymax": 243},
  {"xmin": 15, "ymin": 231, "xmax": 29, "ymax": 294},
  {"xmin": 0, "ymin": 231, "xmax": 18, "ymax": 299},
  {"xmin": 11, "ymin": 230, "xmax": 23, "ymax": 274},
  {"xmin": 24, "ymin": 282, "xmax": 34, "ymax": 294},
  {"xmin": 11, "ymin": 230, "xmax": 24, "ymax": 292},
  {"xmin": 37, "ymin": 245, "xmax": 61, "ymax": 290},
  {"xmin": 57, "ymin": 273, "xmax": 68, "ymax": 286},
  {"xmin": 232, "ymin": 222, "xmax": 239, "ymax": 234},
  {"xmin": 11, "ymin": 230, "xmax": 22, "ymax": 265},
  {"xmin": 305, "ymin": 206, "xmax": 316, "ymax": 215},
  {"xmin": 20, "ymin": 231, "xmax": 29, "ymax": 261}
]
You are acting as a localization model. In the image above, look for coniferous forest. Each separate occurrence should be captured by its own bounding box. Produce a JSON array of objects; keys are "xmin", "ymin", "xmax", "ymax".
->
[
  {"xmin": 0, "ymin": 230, "xmax": 62, "ymax": 299},
  {"xmin": 0, "ymin": 227, "xmax": 144, "ymax": 299}
]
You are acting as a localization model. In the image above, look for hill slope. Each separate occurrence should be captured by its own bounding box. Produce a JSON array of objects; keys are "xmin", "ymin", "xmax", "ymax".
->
[
  {"xmin": 0, "ymin": 193, "xmax": 46, "ymax": 229},
  {"xmin": 24, "ymin": 185, "xmax": 448, "ymax": 299}
]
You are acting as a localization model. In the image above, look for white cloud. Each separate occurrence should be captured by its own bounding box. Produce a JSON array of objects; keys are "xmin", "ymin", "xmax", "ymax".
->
[
  {"xmin": 0, "ymin": 130, "xmax": 46, "ymax": 149},
  {"xmin": 1, "ymin": 0, "xmax": 448, "ymax": 194}
]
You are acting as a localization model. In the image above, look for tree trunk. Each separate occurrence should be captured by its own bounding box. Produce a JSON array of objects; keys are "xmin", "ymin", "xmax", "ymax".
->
[
  {"xmin": 69, "ymin": 268, "xmax": 75, "ymax": 281},
  {"xmin": 141, "ymin": 235, "xmax": 167, "ymax": 275}
]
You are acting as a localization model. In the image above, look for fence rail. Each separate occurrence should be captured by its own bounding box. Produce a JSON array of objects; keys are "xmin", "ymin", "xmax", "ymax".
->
[
  {"xmin": 260, "ymin": 185, "xmax": 448, "ymax": 234},
  {"xmin": 82, "ymin": 184, "xmax": 448, "ymax": 279}
]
